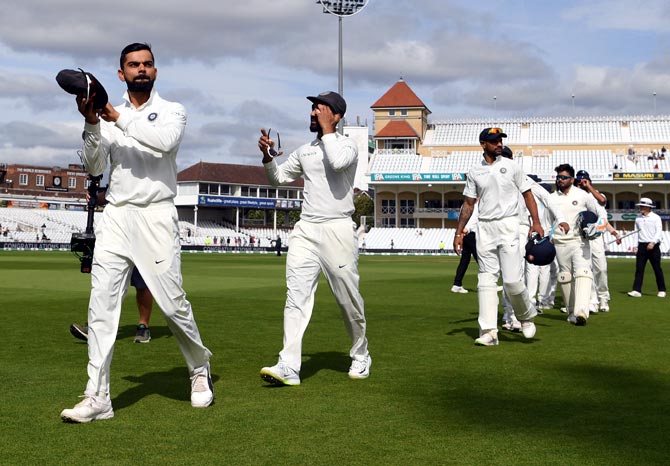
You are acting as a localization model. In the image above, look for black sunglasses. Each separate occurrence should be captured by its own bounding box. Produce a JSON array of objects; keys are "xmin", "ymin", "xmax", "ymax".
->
[
  {"xmin": 267, "ymin": 128, "xmax": 281, "ymax": 157},
  {"xmin": 556, "ymin": 175, "xmax": 573, "ymax": 180}
]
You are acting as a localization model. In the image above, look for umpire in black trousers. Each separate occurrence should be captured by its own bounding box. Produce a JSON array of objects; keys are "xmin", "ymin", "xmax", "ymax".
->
[{"xmin": 628, "ymin": 197, "xmax": 666, "ymax": 298}]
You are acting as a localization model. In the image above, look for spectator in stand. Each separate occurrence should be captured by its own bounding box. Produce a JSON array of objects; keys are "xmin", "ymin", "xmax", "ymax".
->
[{"xmin": 627, "ymin": 198, "xmax": 666, "ymax": 298}]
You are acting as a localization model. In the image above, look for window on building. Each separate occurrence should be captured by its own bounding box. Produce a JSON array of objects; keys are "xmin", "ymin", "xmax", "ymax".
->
[
  {"xmin": 424, "ymin": 199, "xmax": 442, "ymax": 209},
  {"xmin": 241, "ymin": 186, "xmax": 258, "ymax": 197},
  {"xmin": 382, "ymin": 217, "xmax": 396, "ymax": 227},
  {"xmin": 219, "ymin": 184, "xmax": 231, "ymax": 195},
  {"xmin": 36, "ymin": 175, "xmax": 45, "ymax": 187},
  {"xmin": 617, "ymin": 200, "xmax": 636, "ymax": 210},
  {"xmin": 388, "ymin": 110, "xmax": 395, "ymax": 116},
  {"xmin": 19, "ymin": 174, "xmax": 28, "ymax": 185},
  {"xmin": 381, "ymin": 199, "xmax": 396, "ymax": 214},
  {"xmin": 68, "ymin": 178, "xmax": 77, "ymax": 189},
  {"xmin": 400, "ymin": 109, "xmax": 408, "ymax": 116},
  {"xmin": 400, "ymin": 218, "xmax": 415, "ymax": 228},
  {"xmin": 399, "ymin": 199, "xmax": 415, "ymax": 214}
]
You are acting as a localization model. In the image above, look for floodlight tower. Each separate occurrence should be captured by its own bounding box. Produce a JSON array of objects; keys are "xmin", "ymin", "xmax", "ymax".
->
[{"xmin": 317, "ymin": 0, "xmax": 370, "ymax": 132}]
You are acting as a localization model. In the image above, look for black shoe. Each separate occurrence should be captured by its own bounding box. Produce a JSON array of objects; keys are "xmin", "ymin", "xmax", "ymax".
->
[
  {"xmin": 134, "ymin": 324, "xmax": 151, "ymax": 343},
  {"xmin": 70, "ymin": 322, "xmax": 88, "ymax": 341}
]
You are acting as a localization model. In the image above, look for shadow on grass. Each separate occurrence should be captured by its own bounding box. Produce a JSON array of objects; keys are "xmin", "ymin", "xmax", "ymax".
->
[
  {"xmin": 117, "ymin": 324, "xmax": 172, "ymax": 341},
  {"xmin": 300, "ymin": 351, "xmax": 350, "ymax": 380},
  {"xmin": 407, "ymin": 362, "xmax": 670, "ymax": 463},
  {"xmin": 114, "ymin": 367, "xmax": 221, "ymax": 411}
]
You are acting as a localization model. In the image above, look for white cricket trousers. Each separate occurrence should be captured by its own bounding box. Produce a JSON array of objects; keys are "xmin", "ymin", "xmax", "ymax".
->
[
  {"xmin": 554, "ymin": 239, "xmax": 592, "ymax": 317},
  {"xmin": 278, "ymin": 219, "xmax": 369, "ymax": 372},
  {"xmin": 85, "ymin": 202, "xmax": 212, "ymax": 397},
  {"xmin": 589, "ymin": 235, "xmax": 610, "ymax": 304},
  {"xmin": 477, "ymin": 217, "xmax": 536, "ymax": 332}
]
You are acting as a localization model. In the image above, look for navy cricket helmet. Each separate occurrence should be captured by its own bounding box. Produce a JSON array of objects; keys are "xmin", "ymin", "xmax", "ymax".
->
[
  {"xmin": 578, "ymin": 210, "xmax": 603, "ymax": 239},
  {"xmin": 524, "ymin": 235, "xmax": 556, "ymax": 266}
]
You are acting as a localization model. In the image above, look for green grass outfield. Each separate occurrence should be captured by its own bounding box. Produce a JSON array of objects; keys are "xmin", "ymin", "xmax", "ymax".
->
[{"xmin": 1, "ymin": 251, "xmax": 669, "ymax": 466}]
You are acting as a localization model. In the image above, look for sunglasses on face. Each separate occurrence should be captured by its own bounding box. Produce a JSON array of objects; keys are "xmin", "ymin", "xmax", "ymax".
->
[{"xmin": 556, "ymin": 175, "xmax": 573, "ymax": 180}]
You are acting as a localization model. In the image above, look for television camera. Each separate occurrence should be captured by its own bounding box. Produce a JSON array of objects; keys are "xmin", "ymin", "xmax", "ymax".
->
[{"xmin": 71, "ymin": 174, "xmax": 102, "ymax": 273}]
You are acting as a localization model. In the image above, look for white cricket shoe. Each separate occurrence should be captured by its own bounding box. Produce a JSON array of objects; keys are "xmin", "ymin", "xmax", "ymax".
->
[
  {"xmin": 567, "ymin": 314, "xmax": 577, "ymax": 325},
  {"xmin": 349, "ymin": 355, "xmax": 372, "ymax": 379},
  {"xmin": 474, "ymin": 331, "xmax": 499, "ymax": 346},
  {"xmin": 560, "ymin": 307, "xmax": 568, "ymax": 313},
  {"xmin": 190, "ymin": 363, "xmax": 214, "ymax": 408},
  {"xmin": 502, "ymin": 320, "xmax": 521, "ymax": 332},
  {"xmin": 658, "ymin": 291, "xmax": 667, "ymax": 298},
  {"xmin": 599, "ymin": 299, "xmax": 609, "ymax": 313},
  {"xmin": 260, "ymin": 362, "xmax": 301, "ymax": 386},
  {"xmin": 61, "ymin": 394, "xmax": 114, "ymax": 423},
  {"xmin": 627, "ymin": 291, "xmax": 642, "ymax": 298},
  {"xmin": 450, "ymin": 285, "xmax": 469, "ymax": 294},
  {"xmin": 520, "ymin": 321, "xmax": 536, "ymax": 339}
]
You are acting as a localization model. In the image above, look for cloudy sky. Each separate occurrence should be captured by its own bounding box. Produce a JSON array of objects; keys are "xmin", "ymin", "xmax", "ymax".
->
[{"xmin": 0, "ymin": 0, "xmax": 668, "ymax": 171}]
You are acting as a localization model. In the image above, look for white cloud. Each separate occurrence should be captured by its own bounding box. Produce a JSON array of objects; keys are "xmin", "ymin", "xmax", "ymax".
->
[{"xmin": 562, "ymin": 0, "xmax": 670, "ymax": 32}]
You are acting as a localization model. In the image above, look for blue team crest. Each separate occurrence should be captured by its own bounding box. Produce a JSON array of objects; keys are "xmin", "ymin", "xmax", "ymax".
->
[
  {"xmin": 148, "ymin": 112, "xmax": 158, "ymax": 121},
  {"xmin": 500, "ymin": 168, "xmax": 507, "ymax": 174}
]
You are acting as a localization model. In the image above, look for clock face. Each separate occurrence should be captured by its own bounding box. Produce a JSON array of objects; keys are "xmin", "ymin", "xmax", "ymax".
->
[{"xmin": 53, "ymin": 176, "xmax": 62, "ymax": 186}]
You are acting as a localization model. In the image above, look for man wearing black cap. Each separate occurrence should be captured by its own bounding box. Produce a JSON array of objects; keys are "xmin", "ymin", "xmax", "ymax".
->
[
  {"xmin": 453, "ymin": 128, "xmax": 544, "ymax": 346},
  {"xmin": 257, "ymin": 91, "xmax": 371, "ymax": 385},
  {"xmin": 61, "ymin": 43, "xmax": 213, "ymax": 423}
]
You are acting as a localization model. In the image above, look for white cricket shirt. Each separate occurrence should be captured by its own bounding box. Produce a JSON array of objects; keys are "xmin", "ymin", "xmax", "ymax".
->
[
  {"xmin": 463, "ymin": 156, "xmax": 532, "ymax": 221},
  {"xmin": 264, "ymin": 132, "xmax": 358, "ymax": 223},
  {"xmin": 81, "ymin": 89, "xmax": 186, "ymax": 206}
]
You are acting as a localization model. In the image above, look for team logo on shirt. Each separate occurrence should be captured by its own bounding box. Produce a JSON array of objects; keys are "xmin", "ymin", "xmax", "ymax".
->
[
  {"xmin": 500, "ymin": 168, "xmax": 507, "ymax": 174},
  {"xmin": 572, "ymin": 201, "xmax": 578, "ymax": 206},
  {"xmin": 148, "ymin": 112, "xmax": 158, "ymax": 121}
]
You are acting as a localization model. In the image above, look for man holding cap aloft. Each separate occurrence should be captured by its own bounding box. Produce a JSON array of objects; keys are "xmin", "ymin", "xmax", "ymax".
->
[
  {"xmin": 628, "ymin": 198, "xmax": 666, "ymax": 298},
  {"xmin": 257, "ymin": 91, "xmax": 371, "ymax": 385}
]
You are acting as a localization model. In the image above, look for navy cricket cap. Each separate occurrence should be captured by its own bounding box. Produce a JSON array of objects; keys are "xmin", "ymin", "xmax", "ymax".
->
[
  {"xmin": 501, "ymin": 146, "xmax": 514, "ymax": 159},
  {"xmin": 307, "ymin": 91, "xmax": 347, "ymax": 117},
  {"xmin": 56, "ymin": 68, "xmax": 108, "ymax": 110},
  {"xmin": 479, "ymin": 127, "xmax": 507, "ymax": 142},
  {"xmin": 575, "ymin": 170, "xmax": 591, "ymax": 182}
]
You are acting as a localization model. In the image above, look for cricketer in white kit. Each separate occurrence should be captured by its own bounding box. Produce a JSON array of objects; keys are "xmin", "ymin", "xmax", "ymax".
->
[
  {"xmin": 454, "ymin": 128, "xmax": 544, "ymax": 346},
  {"xmin": 61, "ymin": 43, "xmax": 212, "ymax": 424},
  {"xmin": 548, "ymin": 164, "xmax": 607, "ymax": 326},
  {"xmin": 257, "ymin": 91, "xmax": 370, "ymax": 386}
]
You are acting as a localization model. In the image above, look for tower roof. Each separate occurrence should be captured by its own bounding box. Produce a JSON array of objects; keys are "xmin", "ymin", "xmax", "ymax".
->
[
  {"xmin": 374, "ymin": 120, "xmax": 420, "ymax": 139},
  {"xmin": 371, "ymin": 79, "xmax": 430, "ymax": 113}
]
